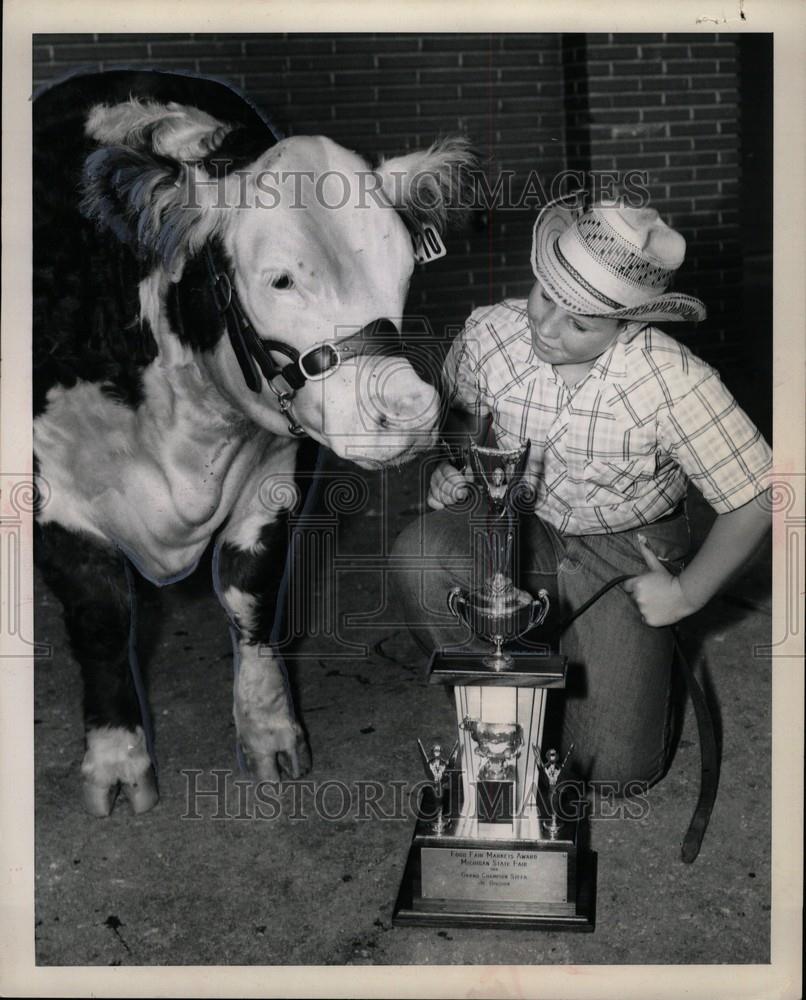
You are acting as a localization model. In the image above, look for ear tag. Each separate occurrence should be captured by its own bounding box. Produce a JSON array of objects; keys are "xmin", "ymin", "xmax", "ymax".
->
[{"xmin": 412, "ymin": 225, "xmax": 447, "ymax": 264}]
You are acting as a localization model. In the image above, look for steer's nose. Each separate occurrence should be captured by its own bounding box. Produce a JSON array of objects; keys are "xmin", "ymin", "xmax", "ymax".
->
[
  {"xmin": 372, "ymin": 371, "xmax": 441, "ymax": 433},
  {"xmin": 351, "ymin": 318, "xmax": 442, "ymax": 432},
  {"xmin": 394, "ymin": 379, "xmax": 440, "ymax": 420}
]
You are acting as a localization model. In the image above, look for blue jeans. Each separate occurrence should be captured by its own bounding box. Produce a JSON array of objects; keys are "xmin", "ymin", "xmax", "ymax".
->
[{"xmin": 390, "ymin": 500, "xmax": 691, "ymax": 787}]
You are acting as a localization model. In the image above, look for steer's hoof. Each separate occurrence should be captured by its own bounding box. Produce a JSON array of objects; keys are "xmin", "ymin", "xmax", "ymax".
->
[
  {"xmin": 122, "ymin": 766, "xmax": 159, "ymax": 814},
  {"xmin": 246, "ymin": 729, "xmax": 312, "ymax": 782},
  {"xmin": 83, "ymin": 780, "xmax": 120, "ymax": 818},
  {"xmin": 278, "ymin": 740, "xmax": 312, "ymax": 780},
  {"xmin": 249, "ymin": 755, "xmax": 280, "ymax": 782}
]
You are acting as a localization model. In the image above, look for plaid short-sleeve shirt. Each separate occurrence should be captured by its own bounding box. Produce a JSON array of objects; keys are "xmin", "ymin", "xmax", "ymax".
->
[{"xmin": 443, "ymin": 299, "xmax": 772, "ymax": 535}]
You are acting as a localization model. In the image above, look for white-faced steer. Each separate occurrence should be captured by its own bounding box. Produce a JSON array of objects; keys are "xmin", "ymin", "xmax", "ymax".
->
[{"xmin": 33, "ymin": 72, "xmax": 473, "ymax": 816}]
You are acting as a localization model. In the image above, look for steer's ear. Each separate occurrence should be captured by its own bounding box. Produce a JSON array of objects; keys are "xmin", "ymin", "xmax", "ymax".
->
[
  {"xmin": 375, "ymin": 136, "xmax": 476, "ymax": 235},
  {"xmin": 80, "ymin": 147, "xmax": 223, "ymax": 275},
  {"xmin": 79, "ymin": 100, "xmax": 233, "ymax": 274}
]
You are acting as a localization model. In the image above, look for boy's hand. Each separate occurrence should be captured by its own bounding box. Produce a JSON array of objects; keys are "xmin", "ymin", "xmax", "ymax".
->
[
  {"xmin": 427, "ymin": 461, "xmax": 473, "ymax": 510},
  {"xmin": 623, "ymin": 534, "xmax": 698, "ymax": 627}
]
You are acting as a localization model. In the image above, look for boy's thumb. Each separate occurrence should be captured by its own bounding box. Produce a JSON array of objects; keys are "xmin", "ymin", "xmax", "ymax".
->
[{"xmin": 636, "ymin": 533, "xmax": 665, "ymax": 572}]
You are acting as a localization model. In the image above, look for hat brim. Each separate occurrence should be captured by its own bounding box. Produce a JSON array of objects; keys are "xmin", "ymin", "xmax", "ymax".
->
[{"xmin": 530, "ymin": 195, "xmax": 708, "ymax": 324}]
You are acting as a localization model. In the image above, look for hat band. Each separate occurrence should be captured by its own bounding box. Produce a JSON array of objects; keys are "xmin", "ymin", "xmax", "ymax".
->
[{"xmin": 552, "ymin": 237, "xmax": 626, "ymax": 310}]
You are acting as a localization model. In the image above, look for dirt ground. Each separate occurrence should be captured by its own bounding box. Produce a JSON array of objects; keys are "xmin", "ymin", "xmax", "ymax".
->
[{"xmin": 33, "ymin": 451, "xmax": 772, "ymax": 967}]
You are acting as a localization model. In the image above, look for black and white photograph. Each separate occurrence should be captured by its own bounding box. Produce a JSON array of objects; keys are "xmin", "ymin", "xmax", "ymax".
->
[{"xmin": 1, "ymin": 1, "xmax": 803, "ymax": 997}]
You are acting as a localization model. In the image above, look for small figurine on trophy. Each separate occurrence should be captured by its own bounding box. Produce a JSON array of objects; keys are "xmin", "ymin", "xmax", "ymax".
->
[
  {"xmin": 462, "ymin": 719, "xmax": 523, "ymax": 781},
  {"xmin": 461, "ymin": 719, "xmax": 524, "ymax": 829},
  {"xmin": 488, "ymin": 466, "xmax": 508, "ymax": 509},
  {"xmin": 417, "ymin": 738, "xmax": 459, "ymax": 834},
  {"xmin": 467, "ymin": 444, "xmax": 527, "ymax": 522},
  {"xmin": 534, "ymin": 744, "xmax": 575, "ymax": 841}
]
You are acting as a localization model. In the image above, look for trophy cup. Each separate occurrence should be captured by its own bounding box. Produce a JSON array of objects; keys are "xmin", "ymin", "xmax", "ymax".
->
[
  {"xmin": 448, "ymin": 439, "xmax": 549, "ymax": 671},
  {"xmin": 394, "ymin": 439, "xmax": 596, "ymax": 930}
]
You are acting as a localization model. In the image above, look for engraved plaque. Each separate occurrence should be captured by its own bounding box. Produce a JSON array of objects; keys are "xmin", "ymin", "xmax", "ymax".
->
[{"xmin": 421, "ymin": 847, "xmax": 568, "ymax": 904}]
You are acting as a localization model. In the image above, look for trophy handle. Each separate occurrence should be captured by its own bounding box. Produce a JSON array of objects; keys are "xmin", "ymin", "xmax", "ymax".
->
[
  {"xmin": 447, "ymin": 586, "xmax": 468, "ymax": 621},
  {"xmin": 528, "ymin": 588, "xmax": 551, "ymax": 630}
]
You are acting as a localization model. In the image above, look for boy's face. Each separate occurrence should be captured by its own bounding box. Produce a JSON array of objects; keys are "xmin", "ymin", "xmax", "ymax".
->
[{"xmin": 527, "ymin": 278, "xmax": 627, "ymax": 366}]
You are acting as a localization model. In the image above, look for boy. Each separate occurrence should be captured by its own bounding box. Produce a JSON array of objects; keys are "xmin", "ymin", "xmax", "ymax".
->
[{"xmin": 391, "ymin": 193, "xmax": 772, "ymax": 788}]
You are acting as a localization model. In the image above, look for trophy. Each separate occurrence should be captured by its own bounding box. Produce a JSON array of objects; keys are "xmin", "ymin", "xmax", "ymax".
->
[
  {"xmin": 417, "ymin": 739, "xmax": 459, "ymax": 835},
  {"xmin": 394, "ymin": 439, "xmax": 596, "ymax": 930},
  {"xmin": 534, "ymin": 744, "xmax": 575, "ymax": 841}
]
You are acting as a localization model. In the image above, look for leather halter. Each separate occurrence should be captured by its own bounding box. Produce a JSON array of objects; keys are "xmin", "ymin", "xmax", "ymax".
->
[{"xmin": 202, "ymin": 245, "xmax": 404, "ymax": 438}]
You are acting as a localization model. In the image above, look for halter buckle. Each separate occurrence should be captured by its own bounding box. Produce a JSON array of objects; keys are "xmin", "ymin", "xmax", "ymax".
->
[{"xmin": 276, "ymin": 390, "xmax": 307, "ymax": 437}]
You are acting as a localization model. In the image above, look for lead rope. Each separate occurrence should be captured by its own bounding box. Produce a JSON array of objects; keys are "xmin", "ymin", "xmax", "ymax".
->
[{"xmin": 553, "ymin": 574, "xmax": 718, "ymax": 863}]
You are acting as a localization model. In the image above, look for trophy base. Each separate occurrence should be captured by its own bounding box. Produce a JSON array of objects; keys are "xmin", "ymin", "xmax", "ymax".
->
[
  {"xmin": 393, "ymin": 813, "xmax": 596, "ymax": 932},
  {"xmin": 394, "ymin": 648, "xmax": 595, "ymax": 930},
  {"xmin": 428, "ymin": 649, "xmax": 567, "ymax": 687}
]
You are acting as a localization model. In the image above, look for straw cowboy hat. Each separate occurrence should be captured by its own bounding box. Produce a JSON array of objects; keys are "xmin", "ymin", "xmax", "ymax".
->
[{"xmin": 531, "ymin": 191, "xmax": 707, "ymax": 323}]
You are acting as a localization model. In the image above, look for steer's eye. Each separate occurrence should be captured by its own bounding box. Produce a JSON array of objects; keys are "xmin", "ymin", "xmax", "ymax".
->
[{"xmin": 269, "ymin": 273, "xmax": 294, "ymax": 290}]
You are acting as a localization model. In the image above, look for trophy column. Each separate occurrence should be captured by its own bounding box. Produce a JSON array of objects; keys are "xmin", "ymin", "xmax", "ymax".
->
[{"xmin": 454, "ymin": 683, "xmax": 549, "ymax": 840}]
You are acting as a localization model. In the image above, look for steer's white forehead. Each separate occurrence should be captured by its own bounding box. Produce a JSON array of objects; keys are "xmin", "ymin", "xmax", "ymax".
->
[
  {"xmin": 233, "ymin": 135, "xmax": 414, "ymax": 281},
  {"xmin": 252, "ymin": 134, "xmax": 369, "ymax": 174}
]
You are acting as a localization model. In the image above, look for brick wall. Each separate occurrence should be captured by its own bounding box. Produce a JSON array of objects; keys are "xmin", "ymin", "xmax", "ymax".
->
[
  {"xmin": 569, "ymin": 32, "xmax": 744, "ymax": 366},
  {"xmin": 33, "ymin": 32, "xmax": 764, "ymax": 377}
]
